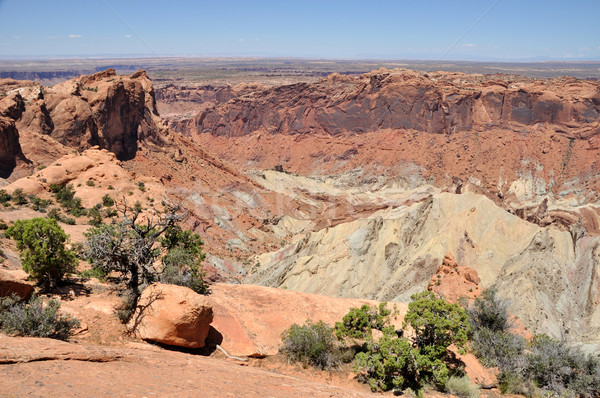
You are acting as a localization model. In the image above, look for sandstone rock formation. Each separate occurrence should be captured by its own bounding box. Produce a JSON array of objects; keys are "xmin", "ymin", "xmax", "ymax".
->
[
  {"xmin": 427, "ymin": 252, "xmax": 482, "ymax": 302},
  {"xmin": 0, "ymin": 92, "xmax": 29, "ymax": 179},
  {"xmin": 0, "ymin": 335, "xmax": 375, "ymax": 397},
  {"xmin": 195, "ymin": 69, "xmax": 600, "ymax": 138},
  {"xmin": 249, "ymin": 191, "xmax": 600, "ymax": 346},
  {"xmin": 0, "ymin": 269, "xmax": 34, "ymax": 300},
  {"xmin": 0, "ymin": 69, "xmax": 166, "ymax": 179},
  {"xmin": 205, "ymin": 283, "xmax": 407, "ymax": 357},
  {"xmin": 42, "ymin": 69, "xmax": 165, "ymax": 160},
  {"xmin": 2, "ymin": 148, "xmax": 166, "ymax": 212},
  {"xmin": 129, "ymin": 283, "xmax": 213, "ymax": 348}
]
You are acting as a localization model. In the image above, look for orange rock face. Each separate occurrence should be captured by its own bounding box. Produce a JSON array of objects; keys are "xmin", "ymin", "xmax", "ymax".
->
[
  {"xmin": 427, "ymin": 253, "xmax": 482, "ymax": 302},
  {"xmin": 0, "ymin": 92, "xmax": 29, "ymax": 179},
  {"xmin": 129, "ymin": 283, "xmax": 213, "ymax": 348},
  {"xmin": 205, "ymin": 283, "xmax": 407, "ymax": 357},
  {"xmin": 0, "ymin": 269, "xmax": 34, "ymax": 301}
]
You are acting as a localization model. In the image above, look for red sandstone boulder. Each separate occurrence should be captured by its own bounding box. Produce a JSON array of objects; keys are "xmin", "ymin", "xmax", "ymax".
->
[
  {"xmin": 129, "ymin": 283, "xmax": 213, "ymax": 348},
  {"xmin": 0, "ymin": 269, "xmax": 34, "ymax": 300}
]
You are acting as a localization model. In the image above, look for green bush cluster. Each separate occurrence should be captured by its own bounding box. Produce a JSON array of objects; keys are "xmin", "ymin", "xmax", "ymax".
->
[
  {"xmin": 50, "ymin": 184, "xmax": 86, "ymax": 217},
  {"xmin": 6, "ymin": 218, "xmax": 78, "ymax": 289},
  {"xmin": 47, "ymin": 208, "xmax": 76, "ymax": 225},
  {"xmin": 334, "ymin": 292, "xmax": 469, "ymax": 396},
  {"xmin": 280, "ymin": 320, "xmax": 341, "ymax": 370},
  {"xmin": 0, "ymin": 295, "xmax": 79, "ymax": 340},
  {"xmin": 335, "ymin": 302, "xmax": 392, "ymax": 339}
]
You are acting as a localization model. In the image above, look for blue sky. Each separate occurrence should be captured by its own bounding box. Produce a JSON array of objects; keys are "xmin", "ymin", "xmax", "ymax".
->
[{"xmin": 0, "ymin": 0, "xmax": 598, "ymax": 61}]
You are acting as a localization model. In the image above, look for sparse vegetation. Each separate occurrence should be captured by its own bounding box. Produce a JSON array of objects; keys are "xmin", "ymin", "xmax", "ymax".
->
[
  {"xmin": 50, "ymin": 183, "xmax": 86, "ymax": 217},
  {"xmin": 6, "ymin": 218, "xmax": 78, "ymax": 290},
  {"xmin": 280, "ymin": 320, "xmax": 340, "ymax": 370},
  {"xmin": 467, "ymin": 288, "xmax": 600, "ymax": 397},
  {"xmin": 445, "ymin": 376, "xmax": 480, "ymax": 398},
  {"xmin": 0, "ymin": 189, "xmax": 11, "ymax": 204},
  {"xmin": 78, "ymin": 267, "xmax": 108, "ymax": 282},
  {"xmin": 11, "ymin": 188, "xmax": 28, "ymax": 205},
  {"xmin": 137, "ymin": 181, "xmax": 146, "ymax": 192},
  {"xmin": 86, "ymin": 180, "xmax": 95, "ymax": 186},
  {"xmin": 0, "ymin": 294, "xmax": 79, "ymax": 340},
  {"xmin": 87, "ymin": 207, "xmax": 103, "ymax": 227}
]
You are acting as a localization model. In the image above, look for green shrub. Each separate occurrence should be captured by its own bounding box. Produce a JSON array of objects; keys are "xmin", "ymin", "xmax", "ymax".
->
[
  {"xmin": 0, "ymin": 295, "xmax": 79, "ymax": 340},
  {"xmin": 161, "ymin": 248, "xmax": 207, "ymax": 294},
  {"xmin": 86, "ymin": 180, "xmax": 95, "ymax": 187},
  {"xmin": 335, "ymin": 302, "xmax": 393, "ymax": 340},
  {"xmin": 0, "ymin": 189, "xmax": 12, "ymax": 203},
  {"xmin": 160, "ymin": 227, "xmax": 208, "ymax": 294},
  {"xmin": 51, "ymin": 184, "xmax": 86, "ymax": 216},
  {"xmin": 341, "ymin": 292, "xmax": 470, "ymax": 395},
  {"xmin": 445, "ymin": 376, "xmax": 480, "ymax": 398},
  {"xmin": 78, "ymin": 267, "xmax": 108, "ymax": 282},
  {"xmin": 87, "ymin": 207, "xmax": 103, "ymax": 227},
  {"xmin": 115, "ymin": 291, "xmax": 137, "ymax": 324},
  {"xmin": 102, "ymin": 194, "xmax": 115, "ymax": 207},
  {"xmin": 11, "ymin": 188, "xmax": 28, "ymax": 205},
  {"xmin": 137, "ymin": 181, "xmax": 146, "ymax": 192},
  {"xmin": 0, "ymin": 220, "xmax": 8, "ymax": 230},
  {"xmin": 6, "ymin": 218, "xmax": 78, "ymax": 289},
  {"xmin": 29, "ymin": 195, "xmax": 52, "ymax": 211},
  {"xmin": 280, "ymin": 320, "xmax": 340, "ymax": 370}
]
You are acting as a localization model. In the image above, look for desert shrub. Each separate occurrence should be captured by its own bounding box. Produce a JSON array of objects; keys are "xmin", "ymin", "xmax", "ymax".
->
[
  {"xmin": 522, "ymin": 334, "xmax": 600, "ymax": 396},
  {"xmin": 11, "ymin": 188, "xmax": 28, "ymax": 205},
  {"xmin": 84, "ymin": 203, "xmax": 208, "ymax": 321},
  {"xmin": 6, "ymin": 218, "xmax": 78, "ymax": 289},
  {"xmin": 51, "ymin": 184, "xmax": 86, "ymax": 216},
  {"xmin": 469, "ymin": 289, "xmax": 600, "ymax": 397},
  {"xmin": 341, "ymin": 292, "xmax": 470, "ymax": 395},
  {"xmin": 102, "ymin": 194, "xmax": 115, "ymax": 207},
  {"xmin": 78, "ymin": 267, "xmax": 108, "ymax": 282},
  {"xmin": 472, "ymin": 326, "xmax": 526, "ymax": 369},
  {"xmin": 0, "ymin": 220, "xmax": 8, "ymax": 230},
  {"xmin": 353, "ymin": 332, "xmax": 417, "ymax": 392},
  {"xmin": 0, "ymin": 189, "xmax": 11, "ymax": 203},
  {"xmin": 498, "ymin": 370, "xmax": 538, "ymax": 396},
  {"xmin": 85, "ymin": 180, "xmax": 95, "ymax": 186},
  {"xmin": 29, "ymin": 195, "xmax": 52, "ymax": 211},
  {"xmin": 445, "ymin": 376, "xmax": 480, "ymax": 398},
  {"xmin": 161, "ymin": 248, "xmax": 207, "ymax": 294},
  {"xmin": 467, "ymin": 288, "xmax": 526, "ymax": 370},
  {"xmin": 335, "ymin": 302, "xmax": 393, "ymax": 339},
  {"xmin": 467, "ymin": 288, "xmax": 511, "ymax": 333},
  {"xmin": 280, "ymin": 320, "xmax": 340, "ymax": 370},
  {"xmin": 87, "ymin": 207, "xmax": 103, "ymax": 227},
  {"xmin": 115, "ymin": 291, "xmax": 138, "ymax": 323},
  {"xmin": 137, "ymin": 181, "xmax": 146, "ymax": 192},
  {"xmin": 0, "ymin": 295, "xmax": 79, "ymax": 340},
  {"xmin": 403, "ymin": 291, "xmax": 470, "ymax": 360}
]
